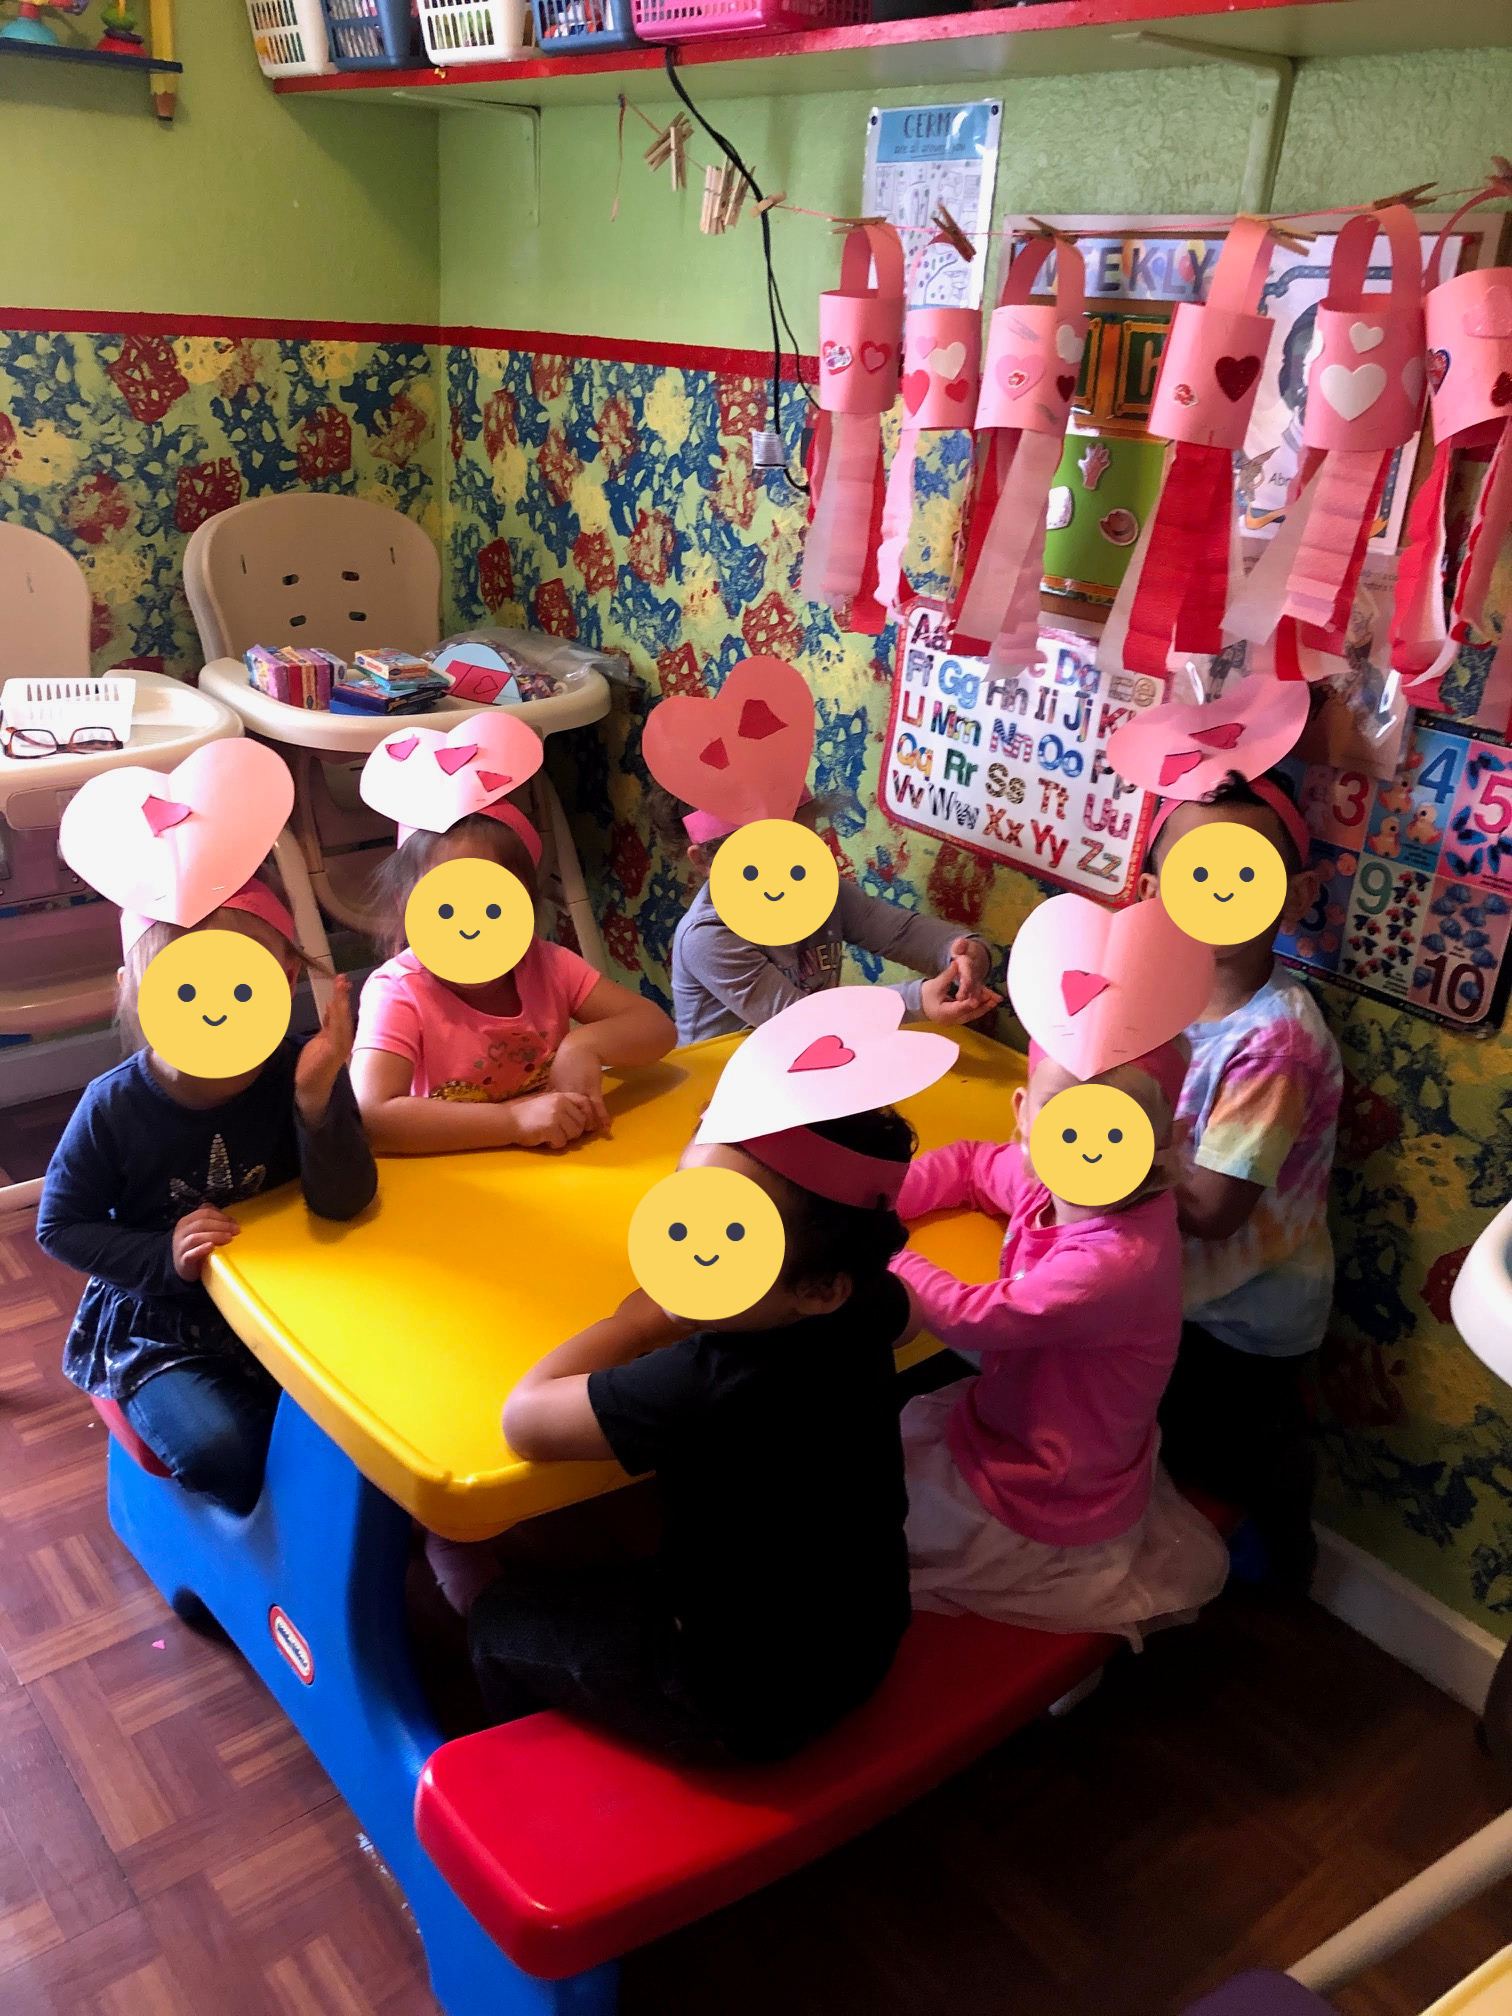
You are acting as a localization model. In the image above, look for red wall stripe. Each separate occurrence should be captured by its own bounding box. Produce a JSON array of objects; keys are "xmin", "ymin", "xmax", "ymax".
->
[{"xmin": 0, "ymin": 306, "xmax": 816, "ymax": 377}]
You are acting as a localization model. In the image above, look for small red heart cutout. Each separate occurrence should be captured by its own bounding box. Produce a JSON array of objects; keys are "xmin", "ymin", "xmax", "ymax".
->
[
  {"xmin": 1158, "ymin": 750, "xmax": 1205, "ymax": 788},
  {"xmin": 435, "ymin": 744, "xmax": 480, "ymax": 777},
  {"xmin": 700, "ymin": 737, "xmax": 730, "ymax": 771},
  {"xmin": 1493, "ymin": 371, "xmax": 1512, "ymax": 409},
  {"xmin": 859, "ymin": 340, "xmax": 892, "ymax": 374},
  {"xmin": 1061, "ymin": 970, "xmax": 1110, "ymax": 1018},
  {"xmin": 142, "ymin": 796, "xmax": 192, "ymax": 837},
  {"xmin": 475, "ymin": 770, "xmax": 512, "ymax": 792},
  {"xmin": 1215, "ymin": 354, "xmax": 1261, "ymax": 403},
  {"xmin": 1190, "ymin": 722, "xmax": 1245, "ymax": 750},
  {"xmin": 386, "ymin": 735, "xmax": 420, "ymax": 761},
  {"xmin": 739, "ymin": 699, "xmax": 787, "ymax": 742},
  {"xmin": 1055, "ymin": 373, "xmax": 1077, "ymax": 403},
  {"xmin": 789, "ymin": 1034, "xmax": 857, "ymax": 1074},
  {"xmin": 943, "ymin": 376, "xmax": 971, "ymax": 403},
  {"xmin": 901, "ymin": 369, "xmax": 932, "ymax": 416}
]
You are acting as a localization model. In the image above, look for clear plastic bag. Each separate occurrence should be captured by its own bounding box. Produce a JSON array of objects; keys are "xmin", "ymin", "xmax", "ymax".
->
[{"xmin": 434, "ymin": 626, "xmax": 630, "ymax": 702}]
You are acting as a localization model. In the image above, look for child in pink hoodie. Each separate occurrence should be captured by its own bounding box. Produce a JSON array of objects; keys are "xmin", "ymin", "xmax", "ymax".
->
[{"xmin": 893, "ymin": 1042, "xmax": 1228, "ymax": 1643}]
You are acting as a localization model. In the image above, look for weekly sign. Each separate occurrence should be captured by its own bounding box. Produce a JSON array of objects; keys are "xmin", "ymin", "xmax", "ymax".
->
[{"xmin": 880, "ymin": 607, "xmax": 1165, "ymax": 904}]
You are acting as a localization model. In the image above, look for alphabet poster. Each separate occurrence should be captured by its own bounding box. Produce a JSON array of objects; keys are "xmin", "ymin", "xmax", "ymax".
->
[
  {"xmin": 880, "ymin": 606, "xmax": 1165, "ymax": 904},
  {"xmin": 1277, "ymin": 723, "xmax": 1512, "ymax": 1033}
]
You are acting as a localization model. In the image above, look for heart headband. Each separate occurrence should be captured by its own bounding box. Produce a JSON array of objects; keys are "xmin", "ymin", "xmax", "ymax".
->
[
  {"xmin": 1146, "ymin": 777, "xmax": 1311, "ymax": 871},
  {"xmin": 1008, "ymin": 892, "xmax": 1214, "ymax": 1084},
  {"xmin": 58, "ymin": 740, "xmax": 296, "ymax": 955},
  {"xmin": 643, "ymin": 657, "xmax": 816, "ymax": 838},
  {"xmin": 698, "ymin": 987, "xmax": 957, "ymax": 1209},
  {"xmin": 359, "ymin": 713, "xmax": 544, "ymax": 862}
]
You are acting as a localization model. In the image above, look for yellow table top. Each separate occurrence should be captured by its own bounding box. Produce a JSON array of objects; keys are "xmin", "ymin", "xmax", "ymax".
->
[{"xmin": 207, "ymin": 1028, "xmax": 1024, "ymax": 1540}]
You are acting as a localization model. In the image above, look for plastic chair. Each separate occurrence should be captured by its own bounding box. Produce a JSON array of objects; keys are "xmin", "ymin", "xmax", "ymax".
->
[
  {"xmin": 185, "ymin": 495, "xmax": 608, "ymax": 977},
  {"xmin": 0, "ymin": 521, "xmax": 92, "ymax": 676}
]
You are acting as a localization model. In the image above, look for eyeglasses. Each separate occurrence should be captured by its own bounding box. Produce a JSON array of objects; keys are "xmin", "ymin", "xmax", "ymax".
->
[{"xmin": 1, "ymin": 725, "xmax": 124, "ymax": 760}]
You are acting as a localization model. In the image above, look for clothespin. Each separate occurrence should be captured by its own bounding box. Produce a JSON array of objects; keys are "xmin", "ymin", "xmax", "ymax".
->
[
  {"xmin": 1026, "ymin": 216, "xmax": 1077, "ymax": 245},
  {"xmin": 828, "ymin": 214, "xmax": 887, "ymax": 232},
  {"xmin": 752, "ymin": 191, "xmax": 784, "ymax": 218},
  {"xmin": 1487, "ymin": 156, "xmax": 1512, "ymax": 198},
  {"xmin": 1371, "ymin": 182, "xmax": 1437, "ymax": 212},
  {"xmin": 1237, "ymin": 212, "xmax": 1313, "ymax": 254},
  {"xmin": 930, "ymin": 203, "xmax": 975, "ymax": 262},
  {"xmin": 698, "ymin": 161, "xmax": 749, "ymax": 236},
  {"xmin": 720, "ymin": 165, "xmax": 748, "ymax": 231},
  {"xmin": 644, "ymin": 113, "xmax": 693, "ymax": 191}
]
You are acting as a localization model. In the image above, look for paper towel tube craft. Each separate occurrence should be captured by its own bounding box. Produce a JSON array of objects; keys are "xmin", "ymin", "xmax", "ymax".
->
[
  {"xmin": 642, "ymin": 656, "xmax": 816, "ymax": 844},
  {"xmin": 951, "ymin": 234, "xmax": 1088, "ymax": 675},
  {"xmin": 58, "ymin": 740, "xmax": 297, "ymax": 955},
  {"xmin": 1226, "ymin": 204, "xmax": 1425, "ymax": 670},
  {"xmin": 1392, "ymin": 171, "xmax": 1512, "ymax": 725},
  {"xmin": 1099, "ymin": 216, "xmax": 1278, "ymax": 681},
  {"xmin": 697, "ymin": 987, "xmax": 958, "ymax": 1208},
  {"xmin": 874, "ymin": 251, "xmax": 983, "ymax": 622},
  {"xmin": 358, "ymin": 712, "xmax": 544, "ymax": 862},
  {"xmin": 802, "ymin": 222, "xmax": 906, "ymax": 636},
  {"xmin": 1007, "ymin": 891, "xmax": 1214, "ymax": 1085}
]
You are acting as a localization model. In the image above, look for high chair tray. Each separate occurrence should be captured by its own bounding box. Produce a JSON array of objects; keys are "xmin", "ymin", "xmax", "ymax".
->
[
  {"xmin": 0, "ymin": 671, "xmax": 242, "ymax": 815},
  {"xmin": 199, "ymin": 657, "xmax": 611, "ymax": 752}
]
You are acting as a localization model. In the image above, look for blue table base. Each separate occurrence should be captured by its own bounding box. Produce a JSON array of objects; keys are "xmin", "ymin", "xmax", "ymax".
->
[{"xmin": 107, "ymin": 1393, "xmax": 617, "ymax": 2016}]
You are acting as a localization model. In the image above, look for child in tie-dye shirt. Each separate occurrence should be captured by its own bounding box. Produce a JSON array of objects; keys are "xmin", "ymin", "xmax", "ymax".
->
[{"xmin": 1141, "ymin": 770, "xmax": 1341, "ymax": 1596}]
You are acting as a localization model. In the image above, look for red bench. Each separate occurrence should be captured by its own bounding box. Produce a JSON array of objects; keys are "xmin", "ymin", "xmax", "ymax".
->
[
  {"xmin": 92, "ymin": 1396, "xmax": 172, "ymax": 1479},
  {"xmin": 415, "ymin": 1611, "xmax": 1114, "ymax": 1980}
]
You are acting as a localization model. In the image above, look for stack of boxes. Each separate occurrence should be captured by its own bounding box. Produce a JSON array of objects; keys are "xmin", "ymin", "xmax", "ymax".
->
[
  {"xmin": 331, "ymin": 649, "xmax": 451, "ymax": 716},
  {"xmin": 244, "ymin": 645, "xmax": 342, "ymax": 710}
]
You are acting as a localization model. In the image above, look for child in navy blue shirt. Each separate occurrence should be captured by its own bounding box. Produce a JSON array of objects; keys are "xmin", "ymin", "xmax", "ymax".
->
[{"xmin": 37, "ymin": 895, "xmax": 377, "ymax": 1515}]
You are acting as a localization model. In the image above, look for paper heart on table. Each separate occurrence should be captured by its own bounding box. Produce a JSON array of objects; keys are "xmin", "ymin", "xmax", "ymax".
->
[
  {"xmin": 698, "ymin": 986, "xmax": 958, "ymax": 1145},
  {"xmin": 358, "ymin": 710, "xmax": 544, "ymax": 836},
  {"xmin": 1008, "ymin": 894, "xmax": 1214, "ymax": 1083},
  {"xmin": 642, "ymin": 656, "xmax": 815, "ymax": 829},
  {"xmin": 59, "ymin": 740, "xmax": 294, "ymax": 931},
  {"xmin": 1104, "ymin": 676, "xmax": 1311, "ymax": 800}
]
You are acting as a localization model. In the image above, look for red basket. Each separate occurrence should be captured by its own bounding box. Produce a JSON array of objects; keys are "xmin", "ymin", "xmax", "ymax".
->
[{"xmin": 631, "ymin": 0, "xmax": 866, "ymax": 39}]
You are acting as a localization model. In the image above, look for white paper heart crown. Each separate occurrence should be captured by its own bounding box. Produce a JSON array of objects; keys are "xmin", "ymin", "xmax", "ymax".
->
[
  {"xmin": 358, "ymin": 713, "xmax": 545, "ymax": 865},
  {"xmin": 57, "ymin": 740, "xmax": 298, "ymax": 956},
  {"xmin": 697, "ymin": 988, "xmax": 958, "ymax": 1208}
]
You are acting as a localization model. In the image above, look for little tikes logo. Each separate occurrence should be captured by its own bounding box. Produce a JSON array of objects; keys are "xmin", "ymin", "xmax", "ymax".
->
[{"xmin": 269, "ymin": 1605, "xmax": 314, "ymax": 1685}]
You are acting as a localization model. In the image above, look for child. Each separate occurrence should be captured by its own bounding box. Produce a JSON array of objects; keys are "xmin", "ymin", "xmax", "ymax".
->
[
  {"xmin": 652, "ymin": 785, "xmax": 999, "ymax": 1044},
  {"xmin": 37, "ymin": 883, "xmax": 376, "ymax": 1516},
  {"xmin": 1141, "ymin": 769, "xmax": 1342, "ymax": 1595},
  {"xmin": 474, "ymin": 1106, "xmax": 917, "ymax": 1763},
  {"xmin": 351, "ymin": 718, "xmax": 675, "ymax": 1153},
  {"xmin": 892, "ymin": 1042, "xmax": 1229, "ymax": 1640}
]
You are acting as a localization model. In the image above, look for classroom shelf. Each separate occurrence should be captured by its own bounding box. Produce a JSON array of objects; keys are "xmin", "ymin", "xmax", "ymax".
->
[
  {"xmin": 0, "ymin": 40, "xmax": 181, "ymax": 74},
  {"xmin": 268, "ymin": 0, "xmax": 1512, "ymax": 107}
]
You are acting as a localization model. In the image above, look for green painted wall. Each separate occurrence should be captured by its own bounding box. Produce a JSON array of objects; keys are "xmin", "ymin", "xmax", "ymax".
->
[
  {"xmin": 0, "ymin": 0, "xmax": 439, "ymax": 324},
  {"xmin": 437, "ymin": 47, "xmax": 1512, "ymax": 347}
]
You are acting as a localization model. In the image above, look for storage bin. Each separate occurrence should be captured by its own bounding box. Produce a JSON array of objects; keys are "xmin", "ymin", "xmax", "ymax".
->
[
  {"xmin": 631, "ymin": 0, "xmax": 864, "ymax": 37},
  {"xmin": 418, "ymin": 0, "xmax": 534, "ymax": 60},
  {"xmin": 321, "ymin": 0, "xmax": 423, "ymax": 66},
  {"xmin": 532, "ymin": 0, "xmax": 641, "ymax": 55},
  {"xmin": 245, "ymin": 0, "xmax": 333, "ymax": 75}
]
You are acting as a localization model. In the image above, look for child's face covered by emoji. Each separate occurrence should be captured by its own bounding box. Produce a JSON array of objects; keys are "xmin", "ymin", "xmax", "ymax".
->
[
  {"xmin": 1016, "ymin": 1054, "xmax": 1170, "ymax": 1211},
  {"xmin": 707, "ymin": 818, "xmax": 840, "ymax": 946},
  {"xmin": 1141, "ymin": 800, "xmax": 1312, "ymax": 960},
  {"xmin": 136, "ymin": 922, "xmax": 294, "ymax": 1078}
]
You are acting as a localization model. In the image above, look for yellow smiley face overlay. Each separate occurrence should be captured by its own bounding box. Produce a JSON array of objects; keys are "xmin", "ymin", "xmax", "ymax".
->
[
  {"xmin": 1028, "ymin": 1085, "xmax": 1155, "ymax": 1209},
  {"xmin": 137, "ymin": 930, "xmax": 292, "ymax": 1078},
  {"xmin": 628, "ymin": 1166, "xmax": 786, "ymax": 1322},
  {"xmin": 1159, "ymin": 823, "xmax": 1289, "ymax": 946},
  {"xmin": 707, "ymin": 818, "xmax": 840, "ymax": 946},
  {"xmin": 405, "ymin": 857, "xmax": 535, "ymax": 985}
]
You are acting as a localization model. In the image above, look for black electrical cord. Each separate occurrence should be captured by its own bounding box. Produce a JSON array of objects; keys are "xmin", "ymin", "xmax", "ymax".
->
[{"xmin": 661, "ymin": 49, "xmax": 811, "ymax": 492}]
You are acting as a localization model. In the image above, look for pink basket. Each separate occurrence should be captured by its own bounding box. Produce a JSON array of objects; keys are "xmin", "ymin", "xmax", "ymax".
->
[{"xmin": 631, "ymin": 0, "xmax": 866, "ymax": 40}]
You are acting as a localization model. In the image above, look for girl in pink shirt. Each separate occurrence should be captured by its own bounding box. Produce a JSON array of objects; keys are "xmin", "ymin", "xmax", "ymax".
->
[
  {"xmin": 352, "ymin": 809, "xmax": 675, "ymax": 1155},
  {"xmin": 893, "ymin": 1047, "xmax": 1228, "ymax": 1643}
]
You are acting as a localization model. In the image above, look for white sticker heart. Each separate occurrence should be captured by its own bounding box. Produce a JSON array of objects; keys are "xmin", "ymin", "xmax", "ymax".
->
[
  {"xmin": 1319, "ymin": 361, "xmax": 1386, "ymax": 422},
  {"xmin": 927, "ymin": 342, "xmax": 967, "ymax": 382},
  {"xmin": 1349, "ymin": 322, "xmax": 1386, "ymax": 355},
  {"xmin": 1055, "ymin": 323, "xmax": 1085, "ymax": 365},
  {"xmin": 1401, "ymin": 357, "xmax": 1425, "ymax": 406}
]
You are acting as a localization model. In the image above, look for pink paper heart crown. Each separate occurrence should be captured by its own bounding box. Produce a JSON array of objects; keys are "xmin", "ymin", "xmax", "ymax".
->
[
  {"xmin": 358, "ymin": 713, "xmax": 544, "ymax": 864},
  {"xmin": 1008, "ymin": 893, "xmax": 1214, "ymax": 1084},
  {"xmin": 697, "ymin": 987, "xmax": 957, "ymax": 1208},
  {"xmin": 643, "ymin": 657, "xmax": 817, "ymax": 840},
  {"xmin": 57, "ymin": 740, "xmax": 297, "ymax": 956}
]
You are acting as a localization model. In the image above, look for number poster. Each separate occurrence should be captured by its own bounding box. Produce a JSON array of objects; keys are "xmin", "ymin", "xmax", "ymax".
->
[
  {"xmin": 880, "ymin": 606, "xmax": 1164, "ymax": 904},
  {"xmin": 1277, "ymin": 726, "xmax": 1512, "ymax": 1033}
]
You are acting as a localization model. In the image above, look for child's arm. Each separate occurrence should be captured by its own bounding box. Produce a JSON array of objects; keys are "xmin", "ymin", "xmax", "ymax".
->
[
  {"xmin": 897, "ymin": 1138, "xmax": 1021, "ymax": 1223},
  {"xmin": 1175, "ymin": 1042, "xmax": 1305, "ymax": 1242},
  {"xmin": 549, "ymin": 976, "xmax": 677, "ymax": 1129},
  {"xmin": 678, "ymin": 916, "xmax": 810, "ymax": 1029},
  {"xmin": 290, "ymin": 977, "xmax": 379, "ymax": 1221},
  {"xmin": 834, "ymin": 884, "xmax": 999, "ymax": 1026},
  {"xmin": 351, "ymin": 1048, "xmax": 602, "ymax": 1155},
  {"xmin": 503, "ymin": 1290, "xmax": 695, "ymax": 1461},
  {"xmin": 35, "ymin": 1094, "xmax": 205, "ymax": 1298},
  {"xmin": 893, "ymin": 1230, "xmax": 1122, "ymax": 1360}
]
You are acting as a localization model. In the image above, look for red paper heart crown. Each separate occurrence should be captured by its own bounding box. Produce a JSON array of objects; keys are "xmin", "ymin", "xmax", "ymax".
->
[{"xmin": 642, "ymin": 656, "xmax": 817, "ymax": 844}]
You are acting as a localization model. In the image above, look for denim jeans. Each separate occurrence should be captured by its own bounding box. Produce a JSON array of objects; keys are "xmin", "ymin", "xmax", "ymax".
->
[{"xmin": 121, "ymin": 1358, "xmax": 282, "ymax": 1517}]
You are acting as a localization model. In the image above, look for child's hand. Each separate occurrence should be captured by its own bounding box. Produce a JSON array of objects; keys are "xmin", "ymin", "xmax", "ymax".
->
[
  {"xmin": 295, "ymin": 975, "xmax": 354, "ymax": 1124},
  {"xmin": 507, "ymin": 1090, "xmax": 599, "ymax": 1150},
  {"xmin": 172, "ymin": 1205, "xmax": 240, "ymax": 1281},
  {"xmin": 548, "ymin": 1039, "xmax": 612, "ymax": 1134},
  {"xmin": 920, "ymin": 960, "xmax": 1004, "ymax": 1026}
]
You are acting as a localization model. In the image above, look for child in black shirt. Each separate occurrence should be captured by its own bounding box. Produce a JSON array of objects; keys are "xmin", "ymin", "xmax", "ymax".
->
[{"xmin": 471, "ymin": 1108, "xmax": 916, "ymax": 1764}]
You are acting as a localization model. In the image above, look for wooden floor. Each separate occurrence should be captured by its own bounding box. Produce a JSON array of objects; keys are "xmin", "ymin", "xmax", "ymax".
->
[{"xmin": 2, "ymin": 1189, "xmax": 1512, "ymax": 2016}]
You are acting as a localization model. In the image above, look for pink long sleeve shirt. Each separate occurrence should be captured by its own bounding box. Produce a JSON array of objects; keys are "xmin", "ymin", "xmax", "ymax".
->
[{"xmin": 893, "ymin": 1141, "xmax": 1183, "ymax": 1548}]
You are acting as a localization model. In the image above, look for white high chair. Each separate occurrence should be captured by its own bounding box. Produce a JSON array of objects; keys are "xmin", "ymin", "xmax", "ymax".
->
[{"xmin": 189, "ymin": 494, "xmax": 611, "ymax": 977}]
